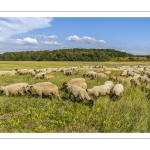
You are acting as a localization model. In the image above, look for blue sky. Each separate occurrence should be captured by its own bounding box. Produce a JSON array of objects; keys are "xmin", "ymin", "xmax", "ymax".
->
[{"xmin": 0, "ymin": 17, "xmax": 150, "ymax": 55}]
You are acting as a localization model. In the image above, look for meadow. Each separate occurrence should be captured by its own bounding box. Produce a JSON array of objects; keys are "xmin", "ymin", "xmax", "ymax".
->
[{"xmin": 0, "ymin": 61, "xmax": 150, "ymax": 133}]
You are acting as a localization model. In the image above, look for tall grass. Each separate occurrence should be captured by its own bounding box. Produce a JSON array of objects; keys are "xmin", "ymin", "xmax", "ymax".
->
[{"xmin": 0, "ymin": 61, "xmax": 150, "ymax": 132}]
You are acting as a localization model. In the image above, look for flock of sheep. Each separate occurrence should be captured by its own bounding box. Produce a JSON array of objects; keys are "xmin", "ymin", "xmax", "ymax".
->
[{"xmin": 0, "ymin": 64, "xmax": 150, "ymax": 107}]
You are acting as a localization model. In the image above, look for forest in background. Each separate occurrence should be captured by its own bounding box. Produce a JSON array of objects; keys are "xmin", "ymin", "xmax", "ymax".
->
[{"xmin": 0, "ymin": 48, "xmax": 149, "ymax": 61}]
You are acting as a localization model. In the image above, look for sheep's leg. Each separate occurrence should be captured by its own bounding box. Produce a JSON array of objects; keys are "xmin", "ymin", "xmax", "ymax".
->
[{"xmin": 5, "ymin": 91, "xmax": 9, "ymax": 97}]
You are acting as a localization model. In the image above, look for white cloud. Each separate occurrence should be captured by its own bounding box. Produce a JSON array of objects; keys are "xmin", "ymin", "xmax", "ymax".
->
[
  {"xmin": 15, "ymin": 37, "xmax": 38, "ymax": 45},
  {"xmin": 0, "ymin": 17, "xmax": 53, "ymax": 38},
  {"xmin": 66, "ymin": 35, "xmax": 106, "ymax": 44},
  {"xmin": 44, "ymin": 35, "xmax": 57, "ymax": 39},
  {"xmin": 0, "ymin": 37, "xmax": 38, "ymax": 45},
  {"xmin": 35, "ymin": 34, "xmax": 57, "ymax": 39},
  {"xmin": 0, "ymin": 37, "xmax": 5, "ymax": 42},
  {"xmin": 42, "ymin": 41, "xmax": 67, "ymax": 47}
]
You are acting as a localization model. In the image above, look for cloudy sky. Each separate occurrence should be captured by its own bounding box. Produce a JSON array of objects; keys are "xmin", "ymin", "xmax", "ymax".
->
[{"xmin": 0, "ymin": 17, "xmax": 150, "ymax": 55}]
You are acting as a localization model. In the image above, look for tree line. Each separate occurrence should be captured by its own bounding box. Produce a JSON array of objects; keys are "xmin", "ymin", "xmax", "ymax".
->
[{"xmin": 0, "ymin": 48, "xmax": 134, "ymax": 61}]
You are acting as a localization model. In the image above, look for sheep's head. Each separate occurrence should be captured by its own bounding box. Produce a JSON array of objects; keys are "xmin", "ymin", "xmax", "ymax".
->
[
  {"xmin": 87, "ymin": 100, "xmax": 94, "ymax": 107},
  {"xmin": 25, "ymin": 85, "xmax": 33, "ymax": 91}
]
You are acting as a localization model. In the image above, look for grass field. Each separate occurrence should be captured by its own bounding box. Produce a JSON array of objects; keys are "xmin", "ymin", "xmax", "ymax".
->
[{"xmin": 0, "ymin": 61, "xmax": 150, "ymax": 133}]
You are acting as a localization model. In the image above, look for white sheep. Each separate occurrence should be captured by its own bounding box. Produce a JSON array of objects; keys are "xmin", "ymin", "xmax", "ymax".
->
[
  {"xmin": 68, "ymin": 85, "xmax": 94, "ymax": 106},
  {"xmin": 62, "ymin": 78, "xmax": 87, "ymax": 91},
  {"xmin": 34, "ymin": 72, "xmax": 46, "ymax": 79},
  {"xmin": 64, "ymin": 69, "xmax": 73, "ymax": 76},
  {"xmin": 104, "ymin": 81, "xmax": 114, "ymax": 89},
  {"xmin": 0, "ymin": 83, "xmax": 28, "ymax": 96},
  {"xmin": 87, "ymin": 85, "xmax": 111, "ymax": 97},
  {"xmin": 110, "ymin": 84, "xmax": 124, "ymax": 99},
  {"xmin": 25, "ymin": 82, "xmax": 61, "ymax": 100}
]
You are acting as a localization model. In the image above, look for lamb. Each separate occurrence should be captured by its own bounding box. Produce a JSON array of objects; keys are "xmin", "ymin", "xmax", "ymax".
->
[
  {"xmin": 0, "ymin": 83, "xmax": 29, "ymax": 96},
  {"xmin": 110, "ymin": 84, "xmax": 124, "ymax": 99},
  {"xmin": 25, "ymin": 82, "xmax": 61, "ymax": 100},
  {"xmin": 87, "ymin": 85, "xmax": 111, "ymax": 97},
  {"xmin": 68, "ymin": 85, "xmax": 94, "ymax": 107}
]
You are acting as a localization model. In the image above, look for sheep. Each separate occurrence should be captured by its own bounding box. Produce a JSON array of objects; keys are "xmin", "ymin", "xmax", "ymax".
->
[
  {"xmin": 64, "ymin": 69, "xmax": 73, "ymax": 76},
  {"xmin": 83, "ymin": 71, "xmax": 96, "ymax": 78},
  {"xmin": 104, "ymin": 71, "xmax": 111, "ymax": 75},
  {"xmin": 68, "ymin": 85, "xmax": 94, "ymax": 107},
  {"xmin": 34, "ymin": 72, "xmax": 46, "ymax": 79},
  {"xmin": 104, "ymin": 81, "xmax": 114, "ymax": 89},
  {"xmin": 27, "ymin": 69, "xmax": 35, "ymax": 75},
  {"xmin": 117, "ymin": 76, "xmax": 131, "ymax": 85},
  {"xmin": 0, "ymin": 71, "xmax": 17, "ymax": 76},
  {"xmin": 127, "ymin": 71, "xmax": 135, "ymax": 77},
  {"xmin": 87, "ymin": 85, "xmax": 111, "ymax": 97},
  {"xmin": 139, "ymin": 76, "xmax": 148, "ymax": 82},
  {"xmin": 43, "ymin": 74, "xmax": 54, "ymax": 80},
  {"xmin": 97, "ymin": 73, "xmax": 107, "ymax": 78},
  {"xmin": 34, "ymin": 68, "xmax": 47, "ymax": 73},
  {"xmin": 130, "ymin": 78, "xmax": 141, "ymax": 86},
  {"xmin": 110, "ymin": 84, "xmax": 124, "ymax": 99},
  {"xmin": 120, "ymin": 70, "xmax": 128, "ymax": 76},
  {"xmin": 109, "ymin": 75, "xmax": 117, "ymax": 81},
  {"xmin": 132, "ymin": 74, "xmax": 140, "ymax": 80},
  {"xmin": 69, "ymin": 78, "xmax": 86, "ymax": 83},
  {"xmin": 25, "ymin": 82, "xmax": 61, "ymax": 100},
  {"xmin": 0, "ymin": 83, "xmax": 29, "ymax": 96},
  {"xmin": 63, "ymin": 80, "xmax": 87, "ymax": 91}
]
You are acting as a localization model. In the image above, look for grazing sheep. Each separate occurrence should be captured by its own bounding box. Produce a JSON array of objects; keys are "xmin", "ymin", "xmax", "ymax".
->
[
  {"xmin": 16, "ymin": 69, "xmax": 29, "ymax": 75},
  {"xmin": 43, "ymin": 74, "xmax": 54, "ymax": 80},
  {"xmin": 97, "ymin": 73, "xmax": 107, "ymax": 78},
  {"xmin": 104, "ymin": 81, "xmax": 114, "ymax": 89},
  {"xmin": 0, "ymin": 83, "xmax": 29, "ymax": 96},
  {"xmin": 83, "ymin": 71, "xmax": 96, "ymax": 78},
  {"xmin": 109, "ymin": 75, "xmax": 117, "ymax": 81},
  {"xmin": 64, "ymin": 69, "xmax": 73, "ymax": 76},
  {"xmin": 127, "ymin": 71, "xmax": 135, "ymax": 77},
  {"xmin": 110, "ymin": 84, "xmax": 124, "ymax": 99},
  {"xmin": 34, "ymin": 72, "xmax": 46, "ymax": 79},
  {"xmin": 104, "ymin": 71, "xmax": 111, "ymax": 75},
  {"xmin": 25, "ymin": 82, "xmax": 61, "ymax": 100},
  {"xmin": 130, "ymin": 78, "xmax": 141, "ymax": 86},
  {"xmin": 68, "ymin": 85, "xmax": 94, "ymax": 106},
  {"xmin": 69, "ymin": 78, "xmax": 86, "ymax": 83},
  {"xmin": 121, "ymin": 70, "xmax": 128, "ymax": 76},
  {"xmin": 63, "ymin": 80, "xmax": 87, "ymax": 91},
  {"xmin": 132, "ymin": 74, "xmax": 140, "ymax": 80},
  {"xmin": 138, "ymin": 76, "xmax": 148, "ymax": 82},
  {"xmin": 34, "ymin": 68, "xmax": 47, "ymax": 73},
  {"xmin": 87, "ymin": 85, "xmax": 111, "ymax": 97},
  {"xmin": 117, "ymin": 76, "xmax": 131, "ymax": 85}
]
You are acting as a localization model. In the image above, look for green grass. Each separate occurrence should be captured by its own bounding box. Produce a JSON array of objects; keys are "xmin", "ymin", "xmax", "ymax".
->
[{"xmin": 0, "ymin": 61, "xmax": 150, "ymax": 132}]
